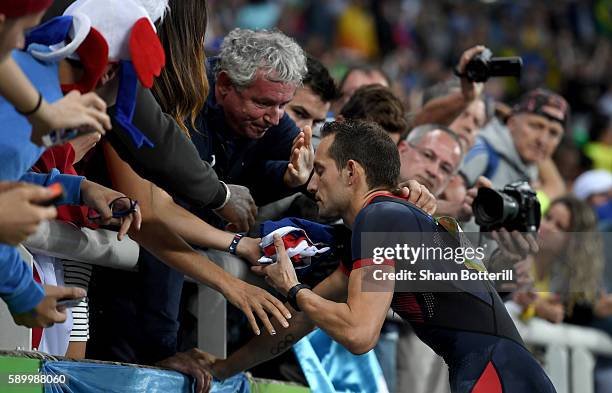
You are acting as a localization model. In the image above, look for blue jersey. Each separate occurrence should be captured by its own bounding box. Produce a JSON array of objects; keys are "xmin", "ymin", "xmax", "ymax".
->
[
  {"xmin": 0, "ymin": 48, "xmax": 83, "ymax": 314},
  {"xmin": 342, "ymin": 194, "xmax": 556, "ymax": 393}
]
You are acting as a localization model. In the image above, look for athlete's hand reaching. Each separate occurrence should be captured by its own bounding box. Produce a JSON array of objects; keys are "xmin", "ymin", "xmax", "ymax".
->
[{"xmin": 251, "ymin": 234, "xmax": 300, "ymax": 296}]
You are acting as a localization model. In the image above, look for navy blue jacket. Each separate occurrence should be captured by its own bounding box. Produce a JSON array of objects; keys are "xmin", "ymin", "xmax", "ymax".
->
[{"xmin": 189, "ymin": 58, "xmax": 301, "ymax": 206}]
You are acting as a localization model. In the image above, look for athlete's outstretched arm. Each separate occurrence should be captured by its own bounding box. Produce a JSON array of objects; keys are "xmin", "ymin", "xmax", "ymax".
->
[
  {"xmin": 253, "ymin": 234, "xmax": 394, "ymax": 355},
  {"xmin": 210, "ymin": 267, "xmax": 349, "ymax": 380}
]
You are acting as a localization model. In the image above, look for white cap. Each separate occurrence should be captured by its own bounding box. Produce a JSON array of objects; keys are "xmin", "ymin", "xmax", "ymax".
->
[
  {"xmin": 63, "ymin": 0, "xmax": 155, "ymax": 62},
  {"xmin": 573, "ymin": 170, "xmax": 612, "ymax": 200}
]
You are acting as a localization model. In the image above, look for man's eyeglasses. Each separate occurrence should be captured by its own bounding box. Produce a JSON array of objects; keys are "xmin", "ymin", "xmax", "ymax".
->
[
  {"xmin": 408, "ymin": 143, "xmax": 457, "ymax": 177},
  {"xmin": 88, "ymin": 197, "xmax": 138, "ymax": 221}
]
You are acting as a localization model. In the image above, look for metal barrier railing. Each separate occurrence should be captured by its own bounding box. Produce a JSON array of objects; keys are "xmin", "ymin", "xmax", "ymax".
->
[{"xmin": 513, "ymin": 315, "xmax": 612, "ymax": 393}]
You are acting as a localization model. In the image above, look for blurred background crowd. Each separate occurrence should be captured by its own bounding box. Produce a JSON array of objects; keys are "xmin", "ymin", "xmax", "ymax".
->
[{"xmin": 207, "ymin": 0, "xmax": 612, "ymax": 175}]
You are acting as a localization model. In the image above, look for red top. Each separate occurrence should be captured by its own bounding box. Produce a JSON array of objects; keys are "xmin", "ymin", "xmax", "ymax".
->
[
  {"xmin": 32, "ymin": 144, "xmax": 97, "ymax": 229},
  {"xmin": 0, "ymin": 0, "xmax": 53, "ymax": 18}
]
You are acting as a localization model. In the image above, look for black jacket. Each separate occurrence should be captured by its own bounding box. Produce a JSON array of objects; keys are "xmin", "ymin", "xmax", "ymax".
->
[{"xmin": 107, "ymin": 87, "xmax": 226, "ymax": 209}]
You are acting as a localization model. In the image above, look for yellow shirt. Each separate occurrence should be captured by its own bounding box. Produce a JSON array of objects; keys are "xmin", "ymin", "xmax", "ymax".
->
[{"xmin": 584, "ymin": 142, "xmax": 612, "ymax": 172}]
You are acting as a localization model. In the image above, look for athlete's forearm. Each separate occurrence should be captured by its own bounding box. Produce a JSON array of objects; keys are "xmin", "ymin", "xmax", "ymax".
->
[
  {"xmin": 214, "ymin": 269, "xmax": 351, "ymax": 378},
  {"xmin": 296, "ymin": 289, "xmax": 378, "ymax": 354},
  {"xmin": 214, "ymin": 308, "xmax": 315, "ymax": 379}
]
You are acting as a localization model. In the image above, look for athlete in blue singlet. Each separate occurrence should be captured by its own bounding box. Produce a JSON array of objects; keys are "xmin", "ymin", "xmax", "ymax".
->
[
  {"xmin": 345, "ymin": 193, "xmax": 555, "ymax": 393},
  {"xmin": 206, "ymin": 120, "xmax": 557, "ymax": 393}
]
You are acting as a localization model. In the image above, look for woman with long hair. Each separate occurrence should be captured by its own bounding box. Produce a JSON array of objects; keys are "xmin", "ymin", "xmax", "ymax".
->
[
  {"xmin": 87, "ymin": 0, "xmax": 290, "ymax": 370},
  {"xmin": 517, "ymin": 196, "xmax": 604, "ymax": 323},
  {"xmin": 151, "ymin": 0, "xmax": 208, "ymax": 134}
]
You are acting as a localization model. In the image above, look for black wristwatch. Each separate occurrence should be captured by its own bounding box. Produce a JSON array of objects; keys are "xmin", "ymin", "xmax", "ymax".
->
[{"xmin": 287, "ymin": 283, "xmax": 311, "ymax": 312}]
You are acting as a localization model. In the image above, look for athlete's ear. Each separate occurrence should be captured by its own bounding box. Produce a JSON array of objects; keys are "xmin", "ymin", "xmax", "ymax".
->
[{"xmin": 345, "ymin": 160, "xmax": 358, "ymax": 185}]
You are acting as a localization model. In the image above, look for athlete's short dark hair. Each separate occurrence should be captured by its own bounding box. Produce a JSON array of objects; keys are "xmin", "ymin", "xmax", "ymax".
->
[
  {"xmin": 321, "ymin": 120, "xmax": 399, "ymax": 190},
  {"xmin": 303, "ymin": 55, "xmax": 338, "ymax": 103},
  {"xmin": 340, "ymin": 84, "xmax": 408, "ymax": 136}
]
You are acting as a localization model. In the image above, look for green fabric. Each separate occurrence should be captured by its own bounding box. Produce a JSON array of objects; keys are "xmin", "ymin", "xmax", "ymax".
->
[
  {"xmin": 0, "ymin": 356, "xmax": 43, "ymax": 393},
  {"xmin": 537, "ymin": 190, "xmax": 551, "ymax": 216},
  {"xmin": 250, "ymin": 378, "xmax": 310, "ymax": 393},
  {"xmin": 584, "ymin": 142, "xmax": 612, "ymax": 172}
]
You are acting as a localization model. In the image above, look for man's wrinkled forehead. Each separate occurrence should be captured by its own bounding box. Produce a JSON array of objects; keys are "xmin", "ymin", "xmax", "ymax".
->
[
  {"xmin": 240, "ymin": 71, "xmax": 297, "ymax": 98},
  {"xmin": 422, "ymin": 130, "xmax": 461, "ymax": 150},
  {"xmin": 516, "ymin": 112, "xmax": 565, "ymax": 134}
]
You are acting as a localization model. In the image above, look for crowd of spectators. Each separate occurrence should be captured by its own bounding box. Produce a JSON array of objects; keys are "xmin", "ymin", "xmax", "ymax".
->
[
  {"xmin": 1, "ymin": 1, "xmax": 611, "ymax": 393},
  {"xmin": 208, "ymin": 0, "xmax": 612, "ymax": 144}
]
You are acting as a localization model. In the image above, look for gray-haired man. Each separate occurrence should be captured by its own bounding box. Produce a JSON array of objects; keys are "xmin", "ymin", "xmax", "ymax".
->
[{"xmin": 188, "ymin": 28, "xmax": 314, "ymax": 213}]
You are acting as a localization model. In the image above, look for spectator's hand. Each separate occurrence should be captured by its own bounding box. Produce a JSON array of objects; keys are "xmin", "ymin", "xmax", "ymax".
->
[
  {"xmin": 0, "ymin": 182, "xmax": 57, "ymax": 245},
  {"xmin": 456, "ymin": 46, "xmax": 486, "ymax": 102},
  {"xmin": 491, "ymin": 228, "xmax": 539, "ymax": 263},
  {"xmin": 157, "ymin": 348, "xmax": 214, "ymax": 393},
  {"xmin": 216, "ymin": 184, "xmax": 257, "ymax": 232},
  {"xmin": 284, "ymin": 125, "xmax": 314, "ymax": 188},
  {"xmin": 513, "ymin": 289, "xmax": 537, "ymax": 309},
  {"xmin": 535, "ymin": 295, "xmax": 565, "ymax": 324},
  {"xmin": 394, "ymin": 179, "xmax": 437, "ymax": 215},
  {"xmin": 251, "ymin": 233, "xmax": 301, "ymax": 297},
  {"xmin": 236, "ymin": 237, "xmax": 262, "ymax": 266},
  {"xmin": 594, "ymin": 291, "xmax": 612, "ymax": 318},
  {"xmin": 69, "ymin": 132, "xmax": 102, "ymax": 164},
  {"xmin": 222, "ymin": 276, "xmax": 292, "ymax": 336},
  {"xmin": 210, "ymin": 357, "xmax": 229, "ymax": 381},
  {"xmin": 80, "ymin": 180, "xmax": 142, "ymax": 240},
  {"xmin": 459, "ymin": 176, "xmax": 493, "ymax": 220},
  {"xmin": 29, "ymin": 91, "xmax": 111, "ymax": 146},
  {"xmin": 12, "ymin": 285, "xmax": 86, "ymax": 328},
  {"xmin": 498, "ymin": 256, "xmax": 534, "ymax": 292}
]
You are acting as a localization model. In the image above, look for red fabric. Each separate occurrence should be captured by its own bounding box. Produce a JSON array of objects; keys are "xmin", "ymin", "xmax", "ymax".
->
[
  {"xmin": 61, "ymin": 28, "xmax": 109, "ymax": 94},
  {"xmin": 129, "ymin": 18, "xmax": 165, "ymax": 88},
  {"xmin": 262, "ymin": 232, "xmax": 310, "ymax": 266},
  {"xmin": 364, "ymin": 192, "xmax": 407, "ymax": 207},
  {"xmin": 392, "ymin": 293, "xmax": 424, "ymax": 323},
  {"xmin": 339, "ymin": 263, "xmax": 351, "ymax": 277},
  {"xmin": 262, "ymin": 232, "xmax": 306, "ymax": 257},
  {"xmin": 0, "ymin": 0, "xmax": 52, "ymax": 18},
  {"xmin": 471, "ymin": 361, "xmax": 503, "ymax": 393},
  {"xmin": 353, "ymin": 258, "xmax": 395, "ymax": 270},
  {"xmin": 32, "ymin": 144, "xmax": 97, "ymax": 229},
  {"xmin": 31, "ymin": 266, "xmax": 43, "ymax": 350}
]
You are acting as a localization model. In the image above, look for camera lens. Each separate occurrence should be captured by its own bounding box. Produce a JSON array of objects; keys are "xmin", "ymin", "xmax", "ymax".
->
[{"xmin": 473, "ymin": 188, "xmax": 520, "ymax": 229}]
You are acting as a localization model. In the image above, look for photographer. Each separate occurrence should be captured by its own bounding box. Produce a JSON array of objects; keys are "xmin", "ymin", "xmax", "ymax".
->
[
  {"xmin": 461, "ymin": 88, "xmax": 568, "ymax": 192},
  {"xmin": 413, "ymin": 46, "xmax": 488, "ymax": 142}
]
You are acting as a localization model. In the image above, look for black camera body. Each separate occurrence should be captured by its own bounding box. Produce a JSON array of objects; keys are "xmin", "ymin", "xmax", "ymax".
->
[
  {"xmin": 464, "ymin": 49, "xmax": 522, "ymax": 83},
  {"xmin": 472, "ymin": 181, "xmax": 541, "ymax": 233}
]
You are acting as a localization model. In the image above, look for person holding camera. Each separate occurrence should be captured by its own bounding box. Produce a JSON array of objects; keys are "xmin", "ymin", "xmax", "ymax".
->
[
  {"xmin": 461, "ymin": 88, "xmax": 569, "ymax": 194},
  {"xmin": 412, "ymin": 46, "xmax": 527, "ymax": 224}
]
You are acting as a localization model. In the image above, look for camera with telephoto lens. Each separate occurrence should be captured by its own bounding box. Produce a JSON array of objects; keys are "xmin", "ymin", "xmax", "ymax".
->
[
  {"xmin": 464, "ymin": 48, "xmax": 522, "ymax": 83},
  {"xmin": 472, "ymin": 181, "xmax": 541, "ymax": 233}
]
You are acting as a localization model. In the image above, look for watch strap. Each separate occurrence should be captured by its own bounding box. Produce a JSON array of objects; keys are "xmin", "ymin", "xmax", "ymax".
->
[
  {"xmin": 287, "ymin": 283, "xmax": 311, "ymax": 312},
  {"xmin": 228, "ymin": 233, "xmax": 244, "ymax": 255}
]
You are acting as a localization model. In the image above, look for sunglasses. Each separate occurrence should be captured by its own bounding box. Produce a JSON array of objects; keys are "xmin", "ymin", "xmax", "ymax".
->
[{"xmin": 88, "ymin": 197, "xmax": 138, "ymax": 221}]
